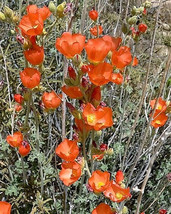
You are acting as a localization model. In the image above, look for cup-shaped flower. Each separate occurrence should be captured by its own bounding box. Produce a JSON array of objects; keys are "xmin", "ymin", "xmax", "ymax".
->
[
  {"xmin": 42, "ymin": 91, "xmax": 62, "ymax": 109},
  {"xmin": 83, "ymin": 103, "xmax": 113, "ymax": 131},
  {"xmin": 89, "ymin": 10, "xmax": 98, "ymax": 21},
  {"xmin": 0, "ymin": 201, "xmax": 11, "ymax": 214},
  {"xmin": 90, "ymin": 25, "xmax": 103, "ymax": 36},
  {"xmin": 115, "ymin": 170, "xmax": 124, "ymax": 185},
  {"xmin": 19, "ymin": 5, "xmax": 51, "ymax": 36},
  {"xmin": 92, "ymin": 203, "xmax": 114, "ymax": 214},
  {"xmin": 62, "ymin": 86, "xmax": 83, "ymax": 99},
  {"xmin": 138, "ymin": 23, "xmax": 147, "ymax": 33},
  {"xmin": 150, "ymin": 111, "xmax": 168, "ymax": 128},
  {"xmin": 150, "ymin": 97, "xmax": 167, "ymax": 113},
  {"xmin": 59, "ymin": 161, "xmax": 81, "ymax": 186},
  {"xmin": 55, "ymin": 32, "xmax": 85, "ymax": 58},
  {"xmin": 102, "ymin": 35, "xmax": 122, "ymax": 52},
  {"xmin": 88, "ymin": 170, "xmax": 110, "ymax": 194},
  {"xmin": 111, "ymin": 73, "xmax": 124, "ymax": 85},
  {"xmin": 19, "ymin": 7, "xmax": 43, "ymax": 36},
  {"xmin": 18, "ymin": 141, "xmax": 31, "ymax": 157},
  {"xmin": 55, "ymin": 139, "xmax": 79, "ymax": 161},
  {"xmin": 24, "ymin": 45, "xmax": 44, "ymax": 65},
  {"xmin": 6, "ymin": 131, "xmax": 23, "ymax": 148},
  {"xmin": 103, "ymin": 181, "xmax": 131, "ymax": 202},
  {"xmin": 85, "ymin": 38, "xmax": 111, "ymax": 63},
  {"xmin": 88, "ymin": 62, "xmax": 113, "ymax": 86},
  {"xmin": 20, "ymin": 68, "xmax": 41, "ymax": 89},
  {"xmin": 14, "ymin": 94, "xmax": 24, "ymax": 104},
  {"xmin": 112, "ymin": 46, "xmax": 132, "ymax": 69}
]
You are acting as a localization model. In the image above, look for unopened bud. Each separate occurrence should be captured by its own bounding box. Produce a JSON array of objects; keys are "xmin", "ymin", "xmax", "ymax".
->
[
  {"xmin": 131, "ymin": 6, "xmax": 137, "ymax": 15},
  {"xmin": 56, "ymin": 2, "xmax": 66, "ymax": 18},
  {"xmin": 122, "ymin": 206, "xmax": 128, "ymax": 214},
  {"xmin": 48, "ymin": 1, "xmax": 56, "ymax": 14},
  {"xmin": 122, "ymin": 22, "xmax": 129, "ymax": 34},
  {"xmin": 12, "ymin": 15, "xmax": 19, "ymax": 24},
  {"xmin": 128, "ymin": 16, "xmax": 137, "ymax": 25},
  {"xmin": 143, "ymin": 1, "xmax": 151, "ymax": 8},
  {"xmin": 106, "ymin": 148, "xmax": 114, "ymax": 156},
  {"xmin": 72, "ymin": 54, "xmax": 82, "ymax": 65},
  {"xmin": 0, "ymin": 12, "xmax": 6, "ymax": 21},
  {"xmin": 137, "ymin": 7, "xmax": 145, "ymax": 13},
  {"xmin": 10, "ymin": 29, "xmax": 15, "ymax": 35},
  {"xmin": 4, "ymin": 6, "xmax": 13, "ymax": 18}
]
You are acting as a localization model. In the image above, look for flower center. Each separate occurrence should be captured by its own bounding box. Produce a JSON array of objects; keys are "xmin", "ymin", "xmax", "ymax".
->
[
  {"xmin": 97, "ymin": 182, "xmax": 105, "ymax": 189},
  {"xmin": 156, "ymin": 120, "xmax": 161, "ymax": 124},
  {"xmin": 116, "ymin": 192, "xmax": 123, "ymax": 200},
  {"xmin": 87, "ymin": 114, "xmax": 96, "ymax": 125}
]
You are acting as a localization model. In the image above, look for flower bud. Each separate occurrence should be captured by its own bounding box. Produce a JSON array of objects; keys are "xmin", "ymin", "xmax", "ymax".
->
[
  {"xmin": 4, "ymin": 6, "xmax": 13, "ymax": 18},
  {"xmin": 48, "ymin": 1, "xmax": 56, "ymax": 14},
  {"xmin": 143, "ymin": 1, "xmax": 151, "ymax": 8},
  {"xmin": 105, "ymin": 148, "xmax": 114, "ymax": 156},
  {"xmin": 10, "ymin": 29, "xmax": 15, "ymax": 35},
  {"xmin": 128, "ymin": 16, "xmax": 137, "ymax": 25},
  {"xmin": 68, "ymin": 66, "xmax": 76, "ymax": 80},
  {"xmin": 122, "ymin": 206, "xmax": 128, "ymax": 214},
  {"xmin": 0, "ymin": 12, "xmax": 6, "ymax": 21},
  {"xmin": 72, "ymin": 54, "xmax": 82, "ymax": 65},
  {"xmin": 56, "ymin": 2, "xmax": 66, "ymax": 18},
  {"xmin": 122, "ymin": 22, "xmax": 129, "ymax": 34},
  {"xmin": 131, "ymin": 6, "xmax": 137, "ymax": 15},
  {"xmin": 12, "ymin": 15, "xmax": 19, "ymax": 24}
]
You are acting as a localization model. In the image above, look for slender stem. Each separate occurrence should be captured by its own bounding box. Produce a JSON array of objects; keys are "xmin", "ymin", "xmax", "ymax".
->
[
  {"xmin": 31, "ymin": 95, "xmax": 44, "ymax": 196},
  {"xmin": 21, "ymin": 156, "xmax": 26, "ymax": 185},
  {"xmin": 82, "ymin": 129, "xmax": 91, "ymax": 177}
]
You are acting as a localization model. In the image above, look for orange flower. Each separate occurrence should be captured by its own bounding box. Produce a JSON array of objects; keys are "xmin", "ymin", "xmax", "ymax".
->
[
  {"xmin": 102, "ymin": 35, "xmax": 122, "ymax": 51},
  {"xmin": 150, "ymin": 111, "xmax": 168, "ymax": 128},
  {"xmin": 92, "ymin": 203, "xmax": 114, "ymax": 214},
  {"xmin": 14, "ymin": 94, "xmax": 24, "ymax": 104},
  {"xmin": 18, "ymin": 141, "xmax": 31, "ymax": 157},
  {"xmin": 24, "ymin": 45, "xmax": 44, "ymax": 65},
  {"xmin": 20, "ymin": 68, "xmax": 41, "ymax": 89},
  {"xmin": 55, "ymin": 32, "xmax": 85, "ymax": 58},
  {"xmin": 89, "ymin": 10, "xmax": 98, "ymax": 21},
  {"xmin": 59, "ymin": 161, "xmax": 81, "ymax": 186},
  {"xmin": 112, "ymin": 46, "xmax": 132, "ymax": 69},
  {"xmin": 55, "ymin": 139, "xmax": 79, "ymax": 161},
  {"xmin": 138, "ymin": 23, "xmax": 147, "ymax": 33},
  {"xmin": 115, "ymin": 170, "xmax": 124, "ymax": 185},
  {"xmin": 150, "ymin": 97, "xmax": 167, "ymax": 113},
  {"xmin": 37, "ymin": 6, "xmax": 51, "ymax": 21},
  {"xmin": 104, "ymin": 181, "xmax": 131, "ymax": 202},
  {"xmin": 132, "ymin": 57, "xmax": 138, "ymax": 67},
  {"xmin": 85, "ymin": 38, "xmax": 111, "ymax": 63},
  {"xmin": 88, "ymin": 170, "xmax": 110, "ymax": 193},
  {"xmin": 15, "ymin": 104, "xmax": 22, "ymax": 112},
  {"xmin": 88, "ymin": 62, "xmax": 113, "ymax": 86},
  {"xmin": 90, "ymin": 25, "xmax": 103, "ymax": 36},
  {"xmin": 83, "ymin": 103, "xmax": 113, "ymax": 131},
  {"xmin": 42, "ymin": 91, "xmax": 62, "ymax": 109},
  {"xmin": 111, "ymin": 73, "xmax": 124, "ymax": 85},
  {"xmin": 19, "ymin": 8, "xmax": 43, "ymax": 36},
  {"xmin": 6, "ymin": 131, "xmax": 23, "ymax": 148},
  {"xmin": 62, "ymin": 85, "xmax": 83, "ymax": 99},
  {"xmin": 0, "ymin": 201, "xmax": 11, "ymax": 214}
]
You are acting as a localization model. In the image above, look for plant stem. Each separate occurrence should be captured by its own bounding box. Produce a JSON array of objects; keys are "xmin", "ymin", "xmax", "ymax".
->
[{"xmin": 21, "ymin": 156, "xmax": 26, "ymax": 185}]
